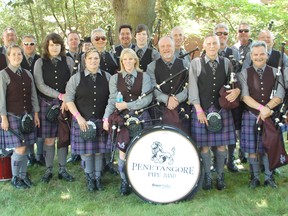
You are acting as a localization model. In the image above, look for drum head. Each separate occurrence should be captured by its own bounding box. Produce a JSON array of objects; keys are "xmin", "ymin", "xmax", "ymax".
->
[{"xmin": 125, "ymin": 125, "xmax": 202, "ymax": 204}]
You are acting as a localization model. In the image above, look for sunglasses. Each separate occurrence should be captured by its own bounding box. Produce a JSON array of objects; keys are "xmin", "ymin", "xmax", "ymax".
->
[
  {"xmin": 238, "ymin": 29, "xmax": 250, "ymax": 33},
  {"xmin": 215, "ymin": 32, "xmax": 228, "ymax": 36},
  {"xmin": 23, "ymin": 42, "xmax": 35, "ymax": 46},
  {"xmin": 94, "ymin": 36, "xmax": 107, "ymax": 41}
]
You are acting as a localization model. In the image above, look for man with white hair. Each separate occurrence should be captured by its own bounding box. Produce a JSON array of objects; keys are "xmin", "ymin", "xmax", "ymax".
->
[{"xmin": 189, "ymin": 34, "xmax": 240, "ymax": 190}]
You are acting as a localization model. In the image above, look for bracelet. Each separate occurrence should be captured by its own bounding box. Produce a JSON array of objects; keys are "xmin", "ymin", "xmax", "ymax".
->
[
  {"xmin": 257, "ymin": 104, "xmax": 264, "ymax": 111},
  {"xmin": 103, "ymin": 118, "xmax": 108, "ymax": 122},
  {"xmin": 196, "ymin": 109, "xmax": 204, "ymax": 114},
  {"xmin": 74, "ymin": 111, "xmax": 80, "ymax": 119},
  {"xmin": 58, "ymin": 93, "xmax": 63, "ymax": 101}
]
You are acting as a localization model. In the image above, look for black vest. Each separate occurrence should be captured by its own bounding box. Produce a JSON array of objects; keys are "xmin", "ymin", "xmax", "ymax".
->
[
  {"xmin": 0, "ymin": 53, "xmax": 7, "ymax": 71},
  {"xmin": 100, "ymin": 51, "xmax": 118, "ymax": 75},
  {"xmin": 75, "ymin": 71, "xmax": 109, "ymax": 120},
  {"xmin": 115, "ymin": 44, "xmax": 136, "ymax": 65},
  {"xmin": 224, "ymin": 47, "xmax": 233, "ymax": 58},
  {"xmin": 267, "ymin": 50, "xmax": 281, "ymax": 69},
  {"xmin": 21, "ymin": 54, "xmax": 41, "ymax": 75},
  {"xmin": 117, "ymin": 72, "xmax": 143, "ymax": 102},
  {"xmin": 155, "ymin": 58, "xmax": 186, "ymax": 95},
  {"xmin": 138, "ymin": 48, "xmax": 153, "ymax": 72},
  {"xmin": 41, "ymin": 57, "xmax": 70, "ymax": 100},
  {"xmin": 198, "ymin": 57, "xmax": 226, "ymax": 110},
  {"xmin": 246, "ymin": 66, "xmax": 274, "ymax": 115},
  {"xmin": 6, "ymin": 68, "xmax": 33, "ymax": 115}
]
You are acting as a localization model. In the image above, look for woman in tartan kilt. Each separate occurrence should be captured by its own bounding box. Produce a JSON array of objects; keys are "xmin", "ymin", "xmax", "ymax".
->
[
  {"xmin": 65, "ymin": 48, "xmax": 111, "ymax": 192},
  {"xmin": 0, "ymin": 44, "xmax": 40, "ymax": 189}
]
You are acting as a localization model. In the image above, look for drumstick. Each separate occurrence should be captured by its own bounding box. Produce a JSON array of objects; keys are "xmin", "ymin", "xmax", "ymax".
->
[{"xmin": 8, "ymin": 128, "xmax": 25, "ymax": 143}]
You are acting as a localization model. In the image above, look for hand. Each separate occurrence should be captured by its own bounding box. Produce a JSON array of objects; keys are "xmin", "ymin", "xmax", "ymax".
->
[
  {"xmin": 167, "ymin": 96, "xmax": 179, "ymax": 110},
  {"xmin": 197, "ymin": 111, "xmax": 208, "ymax": 126},
  {"xmin": 34, "ymin": 112, "xmax": 40, "ymax": 128},
  {"xmin": 115, "ymin": 102, "xmax": 127, "ymax": 111},
  {"xmin": 103, "ymin": 121, "xmax": 109, "ymax": 131},
  {"xmin": 1, "ymin": 116, "xmax": 9, "ymax": 131},
  {"xmin": 60, "ymin": 102, "xmax": 68, "ymax": 114},
  {"xmin": 225, "ymin": 88, "xmax": 240, "ymax": 102},
  {"xmin": 76, "ymin": 115, "xmax": 88, "ymax": 132},
  {"xmin": 259, "ymin": 106, "xmax": 272, "ymax": 121}
]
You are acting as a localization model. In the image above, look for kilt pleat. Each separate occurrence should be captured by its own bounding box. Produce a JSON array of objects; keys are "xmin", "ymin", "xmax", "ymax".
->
[
  {"xmin": 0, "ymin": 114, "xmax": 36, "ymax": 148},
  {"xmin": 71, "ymin": 118, "xmax": 109, "ymax": 155},
  {"xmin": 240, "ymin": 111, "xmax": 264, "ymax": 154},
  {"xmin": 190, "ymin": 106, "xmax": 236, "ymax": 147}
]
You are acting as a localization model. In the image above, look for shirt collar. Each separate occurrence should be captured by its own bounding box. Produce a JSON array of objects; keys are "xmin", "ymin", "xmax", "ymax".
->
[
  {"xmin": 135, "ymin": 45, "xmax": 147, "ymax": 53},
  {"xmin": 253, "ymin": 65, "xmax": 266, "ymax": 71},
  {"xmin": 8, "ymin": 64, "xmax": 22, "ymax": 73},
  {"xmin": 84, "ymin": 68, "xmax": 103, "ymax": 76},
  {"xmin": 204, "ymin": 55, "xmax": 220, "ymax": 64},
  {"xmin": 121, "ymin": 69, "xmax": 137, "ymax": 78}
]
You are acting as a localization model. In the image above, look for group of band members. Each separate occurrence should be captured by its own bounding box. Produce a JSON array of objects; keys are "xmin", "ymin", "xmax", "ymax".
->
[{"xmin": 0, "ymin": 21, "xmax": 287, "ymax": 194}]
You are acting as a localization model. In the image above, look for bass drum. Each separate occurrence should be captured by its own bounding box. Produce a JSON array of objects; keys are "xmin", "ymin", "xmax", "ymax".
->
[
  {"xmin": 0, "ymin": 155, "xmax": 12, "ymax": 181},
  {"xmin": 125, "ymin": 125, "xmax": 203, "ymax": 204}
]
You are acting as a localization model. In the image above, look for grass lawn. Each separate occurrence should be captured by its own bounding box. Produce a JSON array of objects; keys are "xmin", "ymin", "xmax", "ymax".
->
[{"xmin": 1, "ymin": 141, "xmax": 288, "ymax": 216}]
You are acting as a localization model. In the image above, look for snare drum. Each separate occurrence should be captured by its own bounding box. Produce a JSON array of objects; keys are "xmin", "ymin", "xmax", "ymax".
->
[
  {"xmin": 125, "ymin": 125, "xmax": 202, "ymax": 204},
  {"xmin": 0, "ymin": 155, "xmax": 12, "ymax": 181}
]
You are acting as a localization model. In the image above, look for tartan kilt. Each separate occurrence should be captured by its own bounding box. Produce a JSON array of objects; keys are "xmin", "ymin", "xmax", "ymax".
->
[
  {"xmin": 191, "ymin": 106, "xmax": 236, "ymax": 147},
  {"xmin": 0, "ymin": 114, "xmax": 37, "ymax": 148},
  {"xmin": 240, "ymin": 110, "xmax": 264, "ymax": 154},
  {"xmin": 71, "ymin": 118, "xmax": 109, "ymax": 155},
  {"xmin": 38, "ymin": 97, "xmax": 59, "ymax": 138}
]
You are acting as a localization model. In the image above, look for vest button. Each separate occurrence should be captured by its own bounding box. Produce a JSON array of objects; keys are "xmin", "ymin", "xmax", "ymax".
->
[
  {"xmin": 92, "ymin": 112, "xmax": 95, "ymax": 114},
  {"xmin": 55, "ymin": 83, "xmax": 58, "ymax": 85},
  {"xmin": 94, "ymin": 105, "xmax": 96, "ymax": 107},
  {"xmin": 94, "ymin": 92, "xmax": 96, "ymax": 94},
  {"xmin": 55, "ymin": 76, "xmax": 58, "ymax": 79}
]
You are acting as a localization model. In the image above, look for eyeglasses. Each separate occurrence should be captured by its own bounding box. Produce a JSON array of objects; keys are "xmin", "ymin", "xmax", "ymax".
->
[
  {"xmin": 23, "ymin": 42, "xmax": 35, "ymax": 46},
  {"xmin": 94, "ymin": 36, "xmax": 107, "ymax": 41},
  {"xmin": 215, "ymin": 32, "xmax": 228, "ymax": 36},
  {"xmin": 238, "ymin": 29, "xmax": 250, "ymax": 33}
]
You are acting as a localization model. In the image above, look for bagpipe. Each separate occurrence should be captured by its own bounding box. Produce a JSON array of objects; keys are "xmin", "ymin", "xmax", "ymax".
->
[
  {"xmin": 148, "ymin": 19, "xmax": 161, "ymax": 49},
  {"xmin": 218, "ymin": 55, "xmax": 240, "ymax": 110},
  {"xmin": 178, "ymin": 47, "xmax": 199, "ymax": 60},
  {"xmin": 107, "ymin": 25, "xmax": 116, "ymax": 55}
]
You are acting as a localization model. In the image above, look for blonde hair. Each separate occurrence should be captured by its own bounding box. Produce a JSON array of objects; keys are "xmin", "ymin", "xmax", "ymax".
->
[{"xmin": 119, "ymin": 48, "xmax": 142, "ymax": 72}]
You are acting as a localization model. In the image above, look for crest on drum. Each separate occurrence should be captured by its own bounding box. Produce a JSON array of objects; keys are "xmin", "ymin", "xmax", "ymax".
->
[{"xmin": 151, "ymin": 141, "xmax": 175, "ymax": 165}]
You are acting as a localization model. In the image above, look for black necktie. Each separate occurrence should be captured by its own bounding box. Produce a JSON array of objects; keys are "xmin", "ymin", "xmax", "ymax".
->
[
  {"xmin": 257, "ymin": 68, "xmax": 264, "ymax": 80},
  {"xmin": 167, "ymin": 62, "xmax": 173, "ymax": 69},
  {"xmin": 52, "ymin": 58, "xmax": 58, "ymax": 67},
  {"xmin": 209, "ymin": 60, "xmax": 218, "ymax": 75},
  {"xmin": 90, "ymin": 73, "xmax": 97, "ymax": 82},
  {"xmin": 136, "ymin": 49, "xmax": 143, "ymax": 59},
  {"xmin": 16, "ymin": 69, "xmax": 22, "ymax": 77},
  {"xmin": 28, "ymin": 57, "xmax": 33, "ymax": 65},
  {"xmin": 125, "ymin": 74, "xmax": 133, "ymax": 90}
]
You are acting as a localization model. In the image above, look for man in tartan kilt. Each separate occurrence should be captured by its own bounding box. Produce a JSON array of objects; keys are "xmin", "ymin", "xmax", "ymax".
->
[
  {"xmin": 0, "ymin": 44, "xmax": 40, "ymax": 189},
  {"xmin": 188, "ymin": 35, "xmax": 240, "ymax": 190},
  {"xmin": 238, "ymin": 41, "xmax": 285, "ymax": 188}
]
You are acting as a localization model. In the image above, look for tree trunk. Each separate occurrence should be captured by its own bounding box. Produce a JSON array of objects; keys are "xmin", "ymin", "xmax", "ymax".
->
[{"xmin": 111, "ymin": 0, "xmax": 156, "ymax": 43}]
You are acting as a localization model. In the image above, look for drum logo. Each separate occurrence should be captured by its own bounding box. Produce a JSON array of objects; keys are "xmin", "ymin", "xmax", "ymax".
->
[{"xmin": 151, "ymin": 141, "xmax": 175, "ymax": 165}]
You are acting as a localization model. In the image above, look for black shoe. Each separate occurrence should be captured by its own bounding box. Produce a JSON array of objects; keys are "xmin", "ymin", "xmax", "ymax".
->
[
  {"xmin": 58, "ymin": 170, "xmax": 75, "ymax": 182},
  {"xmin": 216, "ymin": 174, "xmax": 226, "ymax": 190},
  {"xmin": 67, "ymin": 154, "xmax": 81, "ymax": 164},
  {"xmin": 27, "ymin": 154, "xmax": 37, "ymax": 166},
  {"xmin": 85, "ymin": 174, "xmax": 96, "ymax": 192},
  {"xmin": 249, "ymin": 177, "xmax": 260, "ymax": 189},
  {"xmin": 227, "ymin": 161, "xmax": 239, "ymax": 172},
  {"xmin": 120, "ymin": 179, "xmax": 131, "ymax": 196},
  {"xmin": 22, "ymin": 176, "xmax": 34, "ymax": 188},
  {"xmin": 264, "ymin": 177, "xmax": 277, "ymax": 188},
  {"xmin": 36, "ymin": 154, "xmax": 45, "ymax": 166},
  {"xmin": 42, "ymin": 170, "xmax": 53, "ymax": 183},
  {"xmin": 202, "ymin": 173, "xmax": 213, "ymax": 190},
  {"xmin": 95, "ymin": 178, "xmax": 104, "ymax": 191},
  {"xmin": 11, "ymin": 176, "xmax": 28, "ymax": 189},
  {"xmin": 239, "ymin": 150, "xmax": 247, "ymax": 164},
  {"xmin": 104, "ymin": 163, "xmax": 118, "ymax": 175}
]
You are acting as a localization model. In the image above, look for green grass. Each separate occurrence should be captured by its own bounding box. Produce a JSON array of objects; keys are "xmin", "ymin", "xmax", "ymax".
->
[{"xmin": 1, "ymin": 144, "xmax": 288, "ymax": 216}]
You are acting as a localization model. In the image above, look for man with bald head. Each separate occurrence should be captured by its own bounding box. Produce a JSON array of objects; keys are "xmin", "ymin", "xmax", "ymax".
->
[
  {"xmin": 170, "ymin": 26, "xmax": 191, "ymax": 63},
  {"xmin": 147, "ymin": 36, "xmax": 190, "ymax": 132},
  {"xmin": 242, "ymin": 29, "xmax": 286, "ymax": 70},
  {"xmin": 189, "ymin": 35, "xmax": 240, "ymax": 190}
]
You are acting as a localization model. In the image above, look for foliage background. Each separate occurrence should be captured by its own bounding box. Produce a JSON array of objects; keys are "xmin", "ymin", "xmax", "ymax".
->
[{"xmin": 0, "ymin": 0, "xmax": 288, "ymax": 53}]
